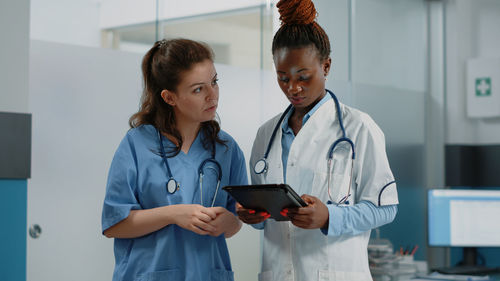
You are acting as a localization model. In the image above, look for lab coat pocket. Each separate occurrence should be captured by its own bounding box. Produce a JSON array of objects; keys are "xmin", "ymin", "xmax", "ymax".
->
[
  {"xmin": 314, "ymin": 159, "xmax": 352, "ymax": 204},
  {"xmin": 210, "ymin": 268, "xmax": 234, "ymax": 281},
  {"xmin": 258, "ymin": 270, "xmax": 273, "ymax": 281},
  {"xmin": 312, "ymin": 172, "xmax": 329, "ymax": 202},
  {"xmin": 134, "ymin": 268, "xmax": 182, "ymax": 281},
  {"xmin": 318, "ymin": 269, "xmax": 371, "ymax": 281}
]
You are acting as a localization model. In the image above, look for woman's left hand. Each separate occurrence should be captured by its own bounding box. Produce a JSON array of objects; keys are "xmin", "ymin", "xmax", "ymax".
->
[
  {"xmin": 207, "ymin": 207, "xmax": 242, "ymax": 238},
  {"xmin": 285, "ymin": 194, "xmax": 329, "ymax": 229}
]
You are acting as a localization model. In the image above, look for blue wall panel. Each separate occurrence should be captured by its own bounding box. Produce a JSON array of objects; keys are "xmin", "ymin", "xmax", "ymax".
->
[
  {"xmin": 376, "ymin": 185, "xmax": 427, "ymax": 261},
  {"xmin": 0, "ymin": 179, "xmax": 27, "ymax": 281}
]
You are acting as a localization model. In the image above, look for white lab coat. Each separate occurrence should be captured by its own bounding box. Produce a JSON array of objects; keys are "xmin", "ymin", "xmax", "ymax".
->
[{"xmin": 250, "ymin": 98, "xmax": 398, "ymax": 281}]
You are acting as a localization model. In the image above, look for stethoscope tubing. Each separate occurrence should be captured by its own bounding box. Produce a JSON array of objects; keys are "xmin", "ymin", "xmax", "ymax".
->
[
  {"xmin": 254, "ymin": 105, "xmax": 293, "ymax": 175},
  {"xmin": 158, "ymin": 130, "xmax": 222, "ymax": 207},
  {"xmin": 253, "ymin": 89, "xmax": 356, "ymax": 205}
]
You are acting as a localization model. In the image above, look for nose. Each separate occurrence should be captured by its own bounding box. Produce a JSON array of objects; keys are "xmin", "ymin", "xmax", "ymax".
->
[
  {"xmin": 206, "ymin": 84, "xmax": 219, "ymax": 101},
  {"xmin": 288, "ymin": 82, "xmax": 302, "ymax": 95}
]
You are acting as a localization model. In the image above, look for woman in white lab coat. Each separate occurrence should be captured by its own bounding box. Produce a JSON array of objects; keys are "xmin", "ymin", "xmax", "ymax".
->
[{"xmin": 236, "ymin": 0, "xmax": 399, "ymax": 280}]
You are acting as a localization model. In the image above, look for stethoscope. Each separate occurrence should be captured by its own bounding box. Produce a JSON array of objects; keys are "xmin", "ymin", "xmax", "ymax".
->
[
  {"xmin": 158, "ymin": 130, "xmax": 222, "ymax": 207},
  {"xmin": 253, "ymin": 89, "xmax": 355, "ymax": 205}
]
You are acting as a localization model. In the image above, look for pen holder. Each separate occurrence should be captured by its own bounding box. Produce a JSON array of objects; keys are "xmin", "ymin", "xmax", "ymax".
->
[
  {"xmin": 397, "ymin": 255, "xmax": 415, "ymax": 266},
  {"xmin": 391, "ymin": 255, "xmax": 418, "ymax": 280}
]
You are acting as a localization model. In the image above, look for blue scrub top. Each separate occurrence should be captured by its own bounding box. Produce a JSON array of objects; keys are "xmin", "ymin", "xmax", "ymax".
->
[{"xmin": 101, "ymin": 124, "xmax": 248, "ymax": 281}]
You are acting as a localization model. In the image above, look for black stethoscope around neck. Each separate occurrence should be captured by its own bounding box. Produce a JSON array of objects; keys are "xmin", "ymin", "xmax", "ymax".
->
[
  {"xmin": 157, "ymin": 130, "xmax": 222, "ymax": 207},
  {"xmin": 253, "ymin": 89, "xmax": 356, "ymax": 204}
]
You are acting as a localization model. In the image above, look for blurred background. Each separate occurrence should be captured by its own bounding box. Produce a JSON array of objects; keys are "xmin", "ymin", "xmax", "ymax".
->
[{"xmin": 1, "ymin": 0, "xmax": 500, "ymax": 280}]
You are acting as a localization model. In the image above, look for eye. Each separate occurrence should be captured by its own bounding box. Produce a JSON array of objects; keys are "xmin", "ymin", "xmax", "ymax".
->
[
  {"xmin": 299, "ymin": 76, "xmax": 310, "ymax": 81},
  {"xmin": 278, "ymin": 76, "xmax": 289, "ymax": 83},
  {"xmin": 211, "ymin": 78, "xmax": 219, "ymax": 86},
  {"xmin": 194, "ymin": 87, "xmax": 202, "ymax": 93}
]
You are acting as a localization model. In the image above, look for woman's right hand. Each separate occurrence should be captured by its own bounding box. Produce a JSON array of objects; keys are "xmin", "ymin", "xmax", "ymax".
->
[
  {"xmin": 170, "ymin": 204, "xmax": 219, "ymax": 235},
  {"xmin": 236, "ymin": 202, "xmax": 271, "ymax": 224}
]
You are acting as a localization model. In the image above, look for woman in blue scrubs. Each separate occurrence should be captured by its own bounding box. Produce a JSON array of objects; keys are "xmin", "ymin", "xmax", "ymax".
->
[{"xmin": 101, "ymin": 38, "xmax": 247, "ymax": 281}]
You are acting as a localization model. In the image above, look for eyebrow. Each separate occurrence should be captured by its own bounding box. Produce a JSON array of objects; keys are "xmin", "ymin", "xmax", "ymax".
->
[
  {"xmin": 277, "ymin": 68, "xmax": 309, "ymax": 74},
  {"xmin": 189, "ymin": 73, "xmax": 218, "ymax": 88}
]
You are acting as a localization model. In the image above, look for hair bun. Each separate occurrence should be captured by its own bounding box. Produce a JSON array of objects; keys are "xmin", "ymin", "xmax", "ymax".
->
[{"xmin": 277, "ymin": 0, "xmax": 317, "ymax": 25}]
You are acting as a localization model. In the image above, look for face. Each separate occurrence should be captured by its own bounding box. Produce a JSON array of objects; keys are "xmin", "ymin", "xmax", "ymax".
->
[
  {"xmin": 161, "ymin": 59, "xmax": 219, "ymax": 125},
  {"xmin": 273, "ymin": 46, "xmax": 331, "ymax": 111}
]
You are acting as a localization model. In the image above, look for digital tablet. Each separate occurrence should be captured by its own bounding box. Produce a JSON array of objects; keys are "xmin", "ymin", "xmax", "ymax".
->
[{"xmin": 222, "ymin": 184, "xmax": 308, "ymax": 221}]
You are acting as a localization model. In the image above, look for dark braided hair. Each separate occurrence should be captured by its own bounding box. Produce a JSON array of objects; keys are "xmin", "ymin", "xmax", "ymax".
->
[
  {"xmin": 129, "ymin": 38, "xmax": 226, "ymax": 157},
  {"xmin": 272, "ymin": 0, "xmax": 331, "ymax": 61}
]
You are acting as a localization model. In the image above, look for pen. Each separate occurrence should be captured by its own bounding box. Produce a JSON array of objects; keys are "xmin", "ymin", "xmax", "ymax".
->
[
  {"xmin": 404, "ymin": 246, "xmax": 410, "ymax": 255},
  {"xmin": 410, "ymin": 245, "xmax": 419, "ymax": 256}
]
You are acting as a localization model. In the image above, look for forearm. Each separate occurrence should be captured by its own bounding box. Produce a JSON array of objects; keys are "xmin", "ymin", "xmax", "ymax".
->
[
  {"xmin": 224, "ymin": 214, "xmax": 243, "ymax": 238},
  {"xmin": 324, "ymin": 201, "xmax": 397, "ymax": 236},
  {"xmin": 104, "ymin": 206, "xmax": 176, "ymax": 239}
]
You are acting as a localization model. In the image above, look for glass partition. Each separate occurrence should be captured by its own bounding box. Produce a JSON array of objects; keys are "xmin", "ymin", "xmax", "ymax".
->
[
  {"xmin": 352, "ymin": 0, "xmax": 428, "ymax": 261},
  {"xmin": 101, "ymin": 1, "xmax": 275, "ymax": 70}
]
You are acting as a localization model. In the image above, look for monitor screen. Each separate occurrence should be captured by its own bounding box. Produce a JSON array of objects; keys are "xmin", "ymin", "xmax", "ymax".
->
[
  {"xmin": 445, "ymin": 145, "xmax": 500, "ymax": 187},
  {"xmin": 428, "ymin": 189, "xmax": 500, "ymax": 247}
]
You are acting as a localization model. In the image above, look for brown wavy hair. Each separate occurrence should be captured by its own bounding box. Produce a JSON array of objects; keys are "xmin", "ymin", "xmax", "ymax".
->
[
  {"xmin": 129, "ymin": 38, "xmax": 225, "ymax": 156},
  {"xmin": 272, "ymin": 0, "xmax": 331, "ymax": 61}
]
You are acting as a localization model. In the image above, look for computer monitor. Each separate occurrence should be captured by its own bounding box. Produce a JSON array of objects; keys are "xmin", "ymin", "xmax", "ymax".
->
[
  {"xmin": 445, "ymin": 145, "xmax": 500, "ymax": 187},
  {"xmin": 428, "ymin": 189, "xmax": 500, "ymax": 274}
]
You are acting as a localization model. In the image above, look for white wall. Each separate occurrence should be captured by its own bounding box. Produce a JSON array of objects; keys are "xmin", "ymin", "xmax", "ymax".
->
[
  {"xmin": 28, "ymin": 40, "xmax": 142, "ymax": 281},
  {"xmin": 315, "ymin": 0, "xmax": 350, "ymax": 82},
  {"xmin": 30, "ymin": 0, "xmax": 101, "ymax": 47},
  {"xmin": 446, "ymin": 0, "xmax": 500, "ymax": 144},
  {"xmin": 354, "ymin": 0, "xmax": 427, "ymax": 93},
  {"xmin": 0, "ymin": 0, "xmax": 30, "ymax": 112}
]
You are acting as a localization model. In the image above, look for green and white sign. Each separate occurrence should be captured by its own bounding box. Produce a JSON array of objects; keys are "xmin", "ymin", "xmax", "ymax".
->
[
  {"xmin": 467, "ymin": 59, "xmax": 500, "ymax": 118},
  {"xmin": 475, "ymin": 77, "xmax": 491, "ymax": 97}
]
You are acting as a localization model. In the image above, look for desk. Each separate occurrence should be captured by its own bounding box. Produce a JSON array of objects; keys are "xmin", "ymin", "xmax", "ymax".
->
[
  {"xmin": 396, "ymin": 272, "xmax": 500, "ymax": 281},
  {"xmin": 373, "ymin": 262, "xmax": 500, "ymax": 281}
]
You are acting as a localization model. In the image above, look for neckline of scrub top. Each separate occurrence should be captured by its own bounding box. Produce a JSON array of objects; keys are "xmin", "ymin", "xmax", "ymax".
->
[{"xmin": 159, "ymin": 128, "xmax": 206, "ymax": 159}]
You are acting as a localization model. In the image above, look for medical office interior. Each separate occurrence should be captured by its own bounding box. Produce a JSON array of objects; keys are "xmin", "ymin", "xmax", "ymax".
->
[{"xmin": 1, "ymin": 0, "xmax": 500, "ymax": 280}]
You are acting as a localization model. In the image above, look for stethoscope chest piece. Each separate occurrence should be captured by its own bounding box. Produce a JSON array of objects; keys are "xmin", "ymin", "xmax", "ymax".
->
[
  {"xmin": 158, "ymin": 129, "xmax": 221, "ymax": 205},
  {"xmin": 166, "ymin": 178, "xmax": 179, "ymax": 194},
  {"xmin": 254, "ymin": 158, "xmax": 268, "ymax": 174}
]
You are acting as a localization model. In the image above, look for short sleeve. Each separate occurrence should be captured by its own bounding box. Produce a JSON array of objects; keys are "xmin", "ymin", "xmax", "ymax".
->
[
  {"xmin": 101, "ymin": 134, "xmax": 142, "ymax": 233},
  {"xmin": 227, "ymin": 141, "xmax": 248, "ymax": 214},
  {"xmin": 354, "ymin": 117, "xmax": 398, "ymax": 206}
]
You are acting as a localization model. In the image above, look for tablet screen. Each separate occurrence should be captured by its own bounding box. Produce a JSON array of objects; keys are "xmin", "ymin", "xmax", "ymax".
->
[{"xmin": 223, "ymin": 184, "xmax": 307, "ymax": 221}]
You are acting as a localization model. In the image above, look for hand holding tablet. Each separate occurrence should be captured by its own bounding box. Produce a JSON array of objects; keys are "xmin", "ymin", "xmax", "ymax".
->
[{"xmin": 223, "ymin": 184, "xmax": 308, "ymax": 221}]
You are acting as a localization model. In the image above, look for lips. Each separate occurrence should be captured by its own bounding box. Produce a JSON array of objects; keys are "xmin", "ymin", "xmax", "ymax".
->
[
  {"xmin": 205, "ymin": 104, "xmax": 218, "ymax": 111},
  {"xmin": 289, "ymin": 96, "xmax": 305, "ymax": 105}
]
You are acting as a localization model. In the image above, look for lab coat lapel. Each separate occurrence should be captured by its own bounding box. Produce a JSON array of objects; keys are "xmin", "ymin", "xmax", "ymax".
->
[{"xmin": 265, "ymin": 119, "xmax": 285, "ymax": 184}]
